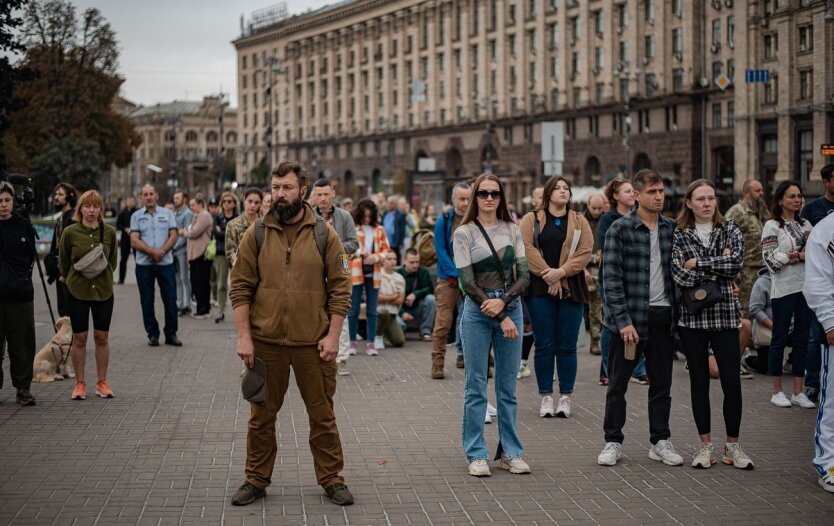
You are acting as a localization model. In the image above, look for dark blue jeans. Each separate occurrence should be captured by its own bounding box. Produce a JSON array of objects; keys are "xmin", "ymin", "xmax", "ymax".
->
[
  {"xmin": 348, "ymin": 276, "xmax": 379, "ymax": 343},
  {"xmin": 136, "ymin": 263, "xmax": 178, "ymax": 340},
  {"xmin": 806, "ymin": 319, "xmax": 824, "ymax": 389},
  {"xmin": 601, "ymin": 326, "xmax": 647, "ymax": 379},
  {"xmin": 769, "ymin": 292, "xmax": 812, "ymax": 377},
  {"xmin": 528, "ymin": 295, "xmax": 584, "ymax": 395}
]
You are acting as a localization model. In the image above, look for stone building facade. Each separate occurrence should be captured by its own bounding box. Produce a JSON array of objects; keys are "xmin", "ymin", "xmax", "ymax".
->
[
  {"xmin": 233, "ymin": 0, "xmax": 834, "ymax": 210},
  {"xmin": 108, "ymin": 96, "xmax": 238, "ymax": 204}
]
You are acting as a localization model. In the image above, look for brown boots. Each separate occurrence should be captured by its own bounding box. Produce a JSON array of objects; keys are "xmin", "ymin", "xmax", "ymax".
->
[{"xmin": 431, "ymin": 356, "xmax": 445, "ymax": 379}]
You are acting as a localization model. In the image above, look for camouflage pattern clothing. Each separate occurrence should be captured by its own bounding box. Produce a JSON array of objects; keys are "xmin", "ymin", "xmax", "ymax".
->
[
  {"xmin": 725, "ymin": 201, "xmax": 764, "ymax": 315},
  {"xmin": 584, "ymin": 211, "xmax": 602, "ymax": 352},
  {"xmin": 225, "ymin": 213, "xmax": 256, "ymax": 267}
]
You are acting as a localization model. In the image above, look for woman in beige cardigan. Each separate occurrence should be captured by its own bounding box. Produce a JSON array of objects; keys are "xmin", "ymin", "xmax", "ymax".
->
[{"xmin": 519, "ymin": 177, "xmax": 593, "ymax": 419}]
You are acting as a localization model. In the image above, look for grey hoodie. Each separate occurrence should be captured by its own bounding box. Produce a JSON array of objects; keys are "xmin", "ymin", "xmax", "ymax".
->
[{"xmin": 748, "ymin": 267, "xmax": 772, "ymax": 325}]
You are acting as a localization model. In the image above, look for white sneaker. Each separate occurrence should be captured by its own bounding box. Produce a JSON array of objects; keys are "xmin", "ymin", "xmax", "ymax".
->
[
  {"xmin": 484, "ymin": 411, "xmax": 492, "ymax": 424},
  {"xmin": 555, "ymin": 395, "xmax": 571, "ymax": 418},
  {"xmin": 791, "ymin": 392, "xmax": 816, "ymax": 409},
  {"xmin": 648, "ymin": 440, "xmax": 684, "ymax": 466},
  {"xmin": 497, "ymin": 456, "xmax": 531, "ymax": 474},
  {"xmin": 373, "ymin": 336, "xmax": 385, "ymax": 350},
  {"xmin": 819, "ymin": 474, "xmax": 834, "ymax": 493},
  {"xmin": 722, "ymin": 443, "xmax": 754, "ymax": 470},
  {"xmin": 468, "ymin": 459, "xmax": 491, "ymax": 477},
  {"xmin": 691, "ymin": 442, "xmax": 716, "ymax": 469},
  {"xmin": 348, "ymin": 343, "xmax": 357, "ymax": 356},
  {"xmin": 336, "ymin": 362, "xmax": 350, "ymax": 376},
  {"xmin": 597, "ymin": 442, "xmax": 622, "ymax": 466},
  {"xmin": 517, "ymin": 364, "xmax": 531, "ymax": 379},
  {"xmin": 487, "ymin": 402, "xmax": 497, "ymax": 417},
  {"xmin": 771, "ymin": 392, "xmax": 791, "ymax": 407},
  {"xmin": 539, "ymin": 395, "xmax": 554, "ymax": 418}
]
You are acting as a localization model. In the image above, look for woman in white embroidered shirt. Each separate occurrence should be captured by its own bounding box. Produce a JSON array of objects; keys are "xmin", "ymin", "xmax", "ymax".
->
[
  {"xmin": 761, "ymin": 181, "xmax": 815, "ymax": 409},
  {"xmin": 671, "ymin": 179, "xmax": 752, "ymax": 470}
]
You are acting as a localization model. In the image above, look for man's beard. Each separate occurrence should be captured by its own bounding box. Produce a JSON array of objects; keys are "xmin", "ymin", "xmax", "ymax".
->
[
  {"xmin": 749, "ymin": 196, "xmax": 769, "ymax": 221},
  {"xmin": 272, "ymin": 196, "xmax": 304, "ymax": 223},
  {"xmin": 54, "ymin": 201, "xmax": 65, "ymax": 211}
]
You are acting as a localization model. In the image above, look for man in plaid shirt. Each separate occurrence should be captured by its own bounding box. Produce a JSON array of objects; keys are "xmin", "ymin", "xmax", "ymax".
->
[{"xmin": 597, "ymin": 170, "xmax": 683, "ymax": 468}]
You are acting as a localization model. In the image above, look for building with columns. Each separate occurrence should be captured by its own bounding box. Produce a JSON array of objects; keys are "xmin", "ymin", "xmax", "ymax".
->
[
  {"xmin": 233, "ymin": 0, "xmax": 834, "ymax": 210},
  {"xmin": 109, "ymin": 96, "xmax": 238, "ymax": 204}
]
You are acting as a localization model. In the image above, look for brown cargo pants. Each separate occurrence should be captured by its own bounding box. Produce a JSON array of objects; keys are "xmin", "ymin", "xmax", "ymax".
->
[
  {"xmin": 431, "ymin": 278, "xmax": 460, "ymax": 366},
  {"xmin": 245, "ymin": 341, "xmax": 344, "ymax": 490}
]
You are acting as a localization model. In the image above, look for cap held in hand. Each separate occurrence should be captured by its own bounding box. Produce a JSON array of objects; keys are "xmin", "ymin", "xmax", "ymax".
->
[{"xmin": 241, "ymin": 357, "xmax": 268, "ymax": 405}]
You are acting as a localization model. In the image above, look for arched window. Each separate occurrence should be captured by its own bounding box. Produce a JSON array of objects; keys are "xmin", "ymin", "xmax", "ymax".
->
[
  {"xmin": 206, "ymin": 131, "xmax": 218, "ymax": 142},
  {"xmin": 226, "ymin": 132, "xmax": 237, "ymax": 144},
  {"xmin": 185, "ymin": 131, "xmax": 198, "ymax": 142},
  {"xmin": 164, "ymin": 130, "xmax": 176, "ymax": 142},
  {"xmin": 584, "ymin": 156, "xmax": 602, "ymax": 185}
]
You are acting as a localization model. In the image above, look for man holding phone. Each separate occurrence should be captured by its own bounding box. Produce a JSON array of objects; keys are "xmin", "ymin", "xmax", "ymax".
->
[{"xmin": 597, "ymin": 169, "xmax": 683, "ymax": 467}]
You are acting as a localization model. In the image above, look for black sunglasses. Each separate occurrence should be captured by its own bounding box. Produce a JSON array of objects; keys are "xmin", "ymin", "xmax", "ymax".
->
[{"xmin": 475, "ymin": 190, "xmax": 502, "ymax": 200}]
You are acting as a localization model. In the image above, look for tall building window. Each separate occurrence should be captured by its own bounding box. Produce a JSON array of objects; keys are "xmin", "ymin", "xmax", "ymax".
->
[
  {"xmin": 727, "ymin": 101, "xmax": 734, "ymax": 127},
  {"xmin": 644, "ymin": 35, "xmax": 654, "ymax": 58},
  {"xmin": 619, "ymin": 78, "xmax": 629, "ymax": 101},
  {"xmin": 490, "ymin": 0, "xmax": 497, "ymax": 29},
  {"xmin": 508, "ymin": 34, "xmax": 516, "ymax": 56},
  {"xmin": 594, "ymin": 11, "xmax": 603, "ymax": 35},
  {"xmin": 509, "ymin": 66, "xmax": 517, "ymax": 90},
  {"xmin": 508, "ymin": 4, "xmax": 516, "ymax": 25},
  {"xmin": 712, "ymin": 61, "xmax": 723, "ymax": 79},
  {"xmin": 645, "ymin": 73, "xmax": 657, "ymax": 97},
  {"xmin": 800, "ymin": 69, "xmax": 813, "ymax": 99},
  {"xmin": 571, "ymin": 52, "xmax": 579, "ymax": 75},
  {"xmin": 529, "ymin": 29, "xmax": 536, "ymax": 52},
  {"xmin": 712, "ymin": 20, "xmax": 721, "ymax": 45},
  {"xmin": 549, "ymin": 23, "xmax": 558, "ymax": 49},
  {"xmin": 645, "ymin": 0, "xmax": 654, "ymax": 21},
  {"xmin": 529, "ymin": 61, "xmax": 537, "ymax": 84},
  {"xmin": 672, "ymin": 28, "xmax": 682, "ymax": 54},
  {"xmin": 799, "ymin": 26, "xmax": 813, "ymax": 53},
  {"xmin": 799, "ymin": 129, "xmax": 814, "ymax": 184},
  {"xmin": 570, "ymin": 16, "xmax": 580, "ymax": 42},
  {"xmin": 618, "ymin": 41, "xmax": 628, "ymax": 63},
  {"xmin": 764, "ymin": 75, "xmax": 777, "ymax": 104},
  {"xmin": 764, "ymin": 34, "xmax": 777, "ymax": 59},
  {"xmin": 572, "ymin": 88, "xmax": 581, "ymax": 108},
  {"xmin": 595, "ymin": 47, "xmax": 603, "ymax": 69},
  {"xmin": 550, "ymin": 56, "xmax": 558, "ymax": 78},
  {"xmin": 528, "ymin": 0, "xmax": 536, "ymax": 17},
  {"xmin": 595, "ymin": 83, "xmax": 604, "ymax": 103},
  {"xmin": 764, "ymin": 0, "xmax": 774, "ymax": 17},
  {"xmin": 727, "ymin": 16, "xmax": 734, "ymax": 45},
  {"xmin": 727, "ymin": 59, "xmax": 735, "ymax": 80},
  {"xmin": 617, "ymin": 4, "xmax": 627, "ymax": 29},
  {"xmin": 673, "ymin": 0, "xmax": 682, "ymax": 17},
  {"xmin": 490, "ymin": 39, "xmax": 497, "ymax": 60},
  {"xmin": 550, "ymin": 88, "xmax": 559, "ymax": 110},
  {"xmin": 712, "ymin": 102, "xmax": 722, "ymax": 128}
]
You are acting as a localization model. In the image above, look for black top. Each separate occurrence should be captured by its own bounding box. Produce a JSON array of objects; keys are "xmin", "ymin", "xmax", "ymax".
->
[
  {"xmin": 0, "ymin": 213, "xmax": 36, "ymax": 303},
  {"xmin": 529, "ymin": 210, "xmax": 568, "ymax": 297},
  {"xmin": 801, "ymin": 195, "xmax": 834, "ymax": 226},
  {"xmin": 50, "ymin": 209, "xmax": 75, "ymax": 256},
  {"xmin": 213, "ymin": 212, "xmax": 238, "ymax": 253}
]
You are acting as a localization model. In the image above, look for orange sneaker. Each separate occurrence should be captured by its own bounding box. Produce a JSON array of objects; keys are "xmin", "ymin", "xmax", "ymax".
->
[
  {"xmin": 95, "ymin": 380, "xmax": 114, "ymax": 398},
  {"xmin": 71, "ymin": 381, "xmax": 87, "ymax": 400}
]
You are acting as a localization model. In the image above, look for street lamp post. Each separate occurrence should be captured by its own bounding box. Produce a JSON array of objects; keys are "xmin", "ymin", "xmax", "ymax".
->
[
  {"xmin": 259, "ymin": 55, "xmax": 287, "ymax": 176},
  {"xmin": 623, "ymin": 100, "xmax": 631, "ymax": 177},
  {"xmin": 218, "ymin": 91, "xmax": 229, "ymax": 192}
]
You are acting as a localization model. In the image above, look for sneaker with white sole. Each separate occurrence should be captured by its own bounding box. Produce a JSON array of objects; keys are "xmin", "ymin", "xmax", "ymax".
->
[
  {"xmin": 366, "ymin": 343, "xmax": 378, "ymax": 356},
  {"xmin": 468, "ymin": 459, "xmax": 491, "ymax": 477},
  {"xmin": 739, "ymin": 364, "xmax": 753, "ymax": 379},
  {"xmin": 722, "ymin": 443, "xmax": 754, "ymax": 470},
  {"xmin": 348, "ymin": 343, "xmax": 357, "ymax": 356},
  {"xmin": 691, "ymin": 442, "xmax": 716, "ymax": 469},
  {"xmin": 791, "ymin": 392, "xmax": 816, "ymax": 409},
  {"xmin": 373, "ymin": 336, "xmax": 385, "ymax": 350},
  {"xmin": 597, "ymin": 442, "xmax": 622, "ymax": 466},
  {"xmin": 497, "ymin": 456, "xmax": 531, "ymax": 474},
  {"xmin": 555, "ymin": 395, "xmax": 571, "ymax": 418},
  {"xmin": 487, "ymin": 402, "xmax": 497, "ymax": 417},
  {"xmin": 484, "ymin": 411, "xmax": 492, "ymax": 424},
  {"xmin": 819, "ymin": 474, "xmax": 834, "ymax": 493},
  {"xmin": 539, "ymin": 395, "xmax": 554, "ymax": 418},
  {"xmin": 517, "ymin": 364, "xmax": 532, "ymax": 379},
  {"xmin": 336, "ymin": 362, "xmax": 350, "ymax": 376},
  {"xmin": 770, "ymin": 391, "xmax": 791, "ymax": 407},
  {"xmin": 648, "ymin": 440, "xmax": 683, "ymax": 466}
]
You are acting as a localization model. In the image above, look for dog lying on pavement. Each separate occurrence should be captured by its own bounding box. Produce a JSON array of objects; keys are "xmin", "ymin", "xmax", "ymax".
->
[{"xmin": 32, "ymin": 316, "xmax": 75, "ymax": 383}]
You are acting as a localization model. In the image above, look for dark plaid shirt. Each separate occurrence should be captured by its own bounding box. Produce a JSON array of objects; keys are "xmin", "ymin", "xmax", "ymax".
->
[
  {"xmin": 671, "ymin": 220, "xmax": 744, "ymax": 331},
  {"xmin": 602, "ymin": 210, "xmax": 678, "ymax": 339}
]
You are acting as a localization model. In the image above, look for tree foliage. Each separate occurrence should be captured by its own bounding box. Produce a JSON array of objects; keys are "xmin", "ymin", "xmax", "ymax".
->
[
  {"xmin": 1, "ymin": 0, "xmax": 140, "ymax": 208},
  {"xmin": 0, "ymin": 0, "xmax": 30, "ymax": 173}
]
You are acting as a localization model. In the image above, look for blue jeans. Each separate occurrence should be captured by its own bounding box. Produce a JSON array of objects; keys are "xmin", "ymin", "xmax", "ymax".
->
[
  {"xmin": 601, "ymin": 326, "xmax": 647, "ymax": 379},
  {"xmin": 348, "ymin": 276, "xmax": 379, "ymax": 343},
  {"xmin": 460, "ymin": 296, "xmax": 524, "ymax": 462},
  {"xmin": 528, "ymin": 295, "xmax": 584, "ymax": 395},
  {"xmin": 135, "ymin": 263, "xmax": 178, "ymax": 339},
  {"xmin": 806, "ymin": 320, "xmax": 824, "ymax": 389},
  {"xmin": 454, "ymin": 296, "xmax": 464, "ymax": 356},
  {"xmin": 401, "ymin": 294, "xmax": 437, "ymax": 336},
  {"xmin": 173, "ymin": 249, "xmax": 190, "ymax": 311},
  {"xmin": 770, "ymin": 292, "xmax": 812, "ymax": 377}
]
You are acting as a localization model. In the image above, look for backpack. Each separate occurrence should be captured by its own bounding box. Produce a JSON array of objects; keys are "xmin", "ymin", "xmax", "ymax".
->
[
  {"xmin": 411, "ymin": 228, "xmax": 437, "ymax": 267},
  {"xmin": 254, "ymin": 215, "xmax": 328, "ymax": 267}
]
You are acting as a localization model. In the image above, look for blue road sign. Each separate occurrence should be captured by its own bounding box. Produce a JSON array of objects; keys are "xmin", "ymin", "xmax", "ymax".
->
[{"xmin": 745, "ymin": 69, "xmax": 770, "ymax": 83}]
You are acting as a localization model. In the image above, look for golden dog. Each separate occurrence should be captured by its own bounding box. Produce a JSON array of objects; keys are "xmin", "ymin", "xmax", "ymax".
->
[{"xmin": 32, "ymin": 316, "xmax": 75, "ymax": 383}]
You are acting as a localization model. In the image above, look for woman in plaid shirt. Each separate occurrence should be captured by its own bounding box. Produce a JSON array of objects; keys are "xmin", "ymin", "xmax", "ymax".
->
[{"xmin": 671, "ymin": 179, "xmax": 753, "ymax": 470}]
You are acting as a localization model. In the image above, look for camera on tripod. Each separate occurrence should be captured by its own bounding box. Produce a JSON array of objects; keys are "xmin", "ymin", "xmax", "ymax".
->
[{"xmin": 2, "ymin": 173, "xmax": 36, "ymax": 215}]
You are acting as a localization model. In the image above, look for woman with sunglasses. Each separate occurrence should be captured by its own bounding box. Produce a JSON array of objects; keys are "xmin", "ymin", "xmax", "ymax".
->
[
  {"xmin": 348, "ymin": 198, "xmax": 391, "ymax": 356},
  {"xmin": 761, "ymin": 181, "xmax": 815, "ymax": 409},
  {"xmin": 671, "ymin": 179, "xmax": 753, "ymax": 469},
  {"xmin": 454, "ymin": 173, "xmax": 530, "ymax": 477},
  {"xmin": 212, "ymin": 192, "xmax": 239, "ymax": 323},
  {"xmin": 520, "ymin": 177, "xmax": 593, "ymax": 419}
]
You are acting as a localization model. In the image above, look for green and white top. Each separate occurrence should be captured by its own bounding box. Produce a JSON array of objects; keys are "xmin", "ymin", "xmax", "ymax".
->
[{"xmin": 453, "ymin": 220, "xmax": 529, "ymax": 321}]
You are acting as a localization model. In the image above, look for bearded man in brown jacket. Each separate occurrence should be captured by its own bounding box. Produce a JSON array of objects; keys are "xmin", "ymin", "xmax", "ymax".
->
[{"xmin": 228, "ymin": 161, "xmax": 353, "ymax": 507}]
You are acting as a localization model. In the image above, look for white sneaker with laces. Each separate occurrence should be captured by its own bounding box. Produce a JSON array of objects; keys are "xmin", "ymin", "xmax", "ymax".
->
[
  {"xmin": 468, "ymin": 459, "xmax": 491, "ymax": 477},
  {"xmin": 336, "ymin": 362, "xmax": 350, "ymax": 376},
  {"xmin": 597, "ymin": 442, "xmax": 622, "ymax": 466},
  {"xmin": 484, "ymin": 411, "xmax": 492, "ymax": 424},
  {"xmin": 373, "ymin": 336, "xmax": 385, "ymax": 350},
  {"xmin": 691, "ymin": 442, "xmax": 715, "ymax": 469},
  {"xmin": 539, "ymin": 395, "xmax": 554, "ymax": 417},
  {"xmin": 487, "ymin": 402, "xmax": 497, "ymax": 417},
  {"xmin": 497, "ymin": 456, "xmax": 531, "ymax": 474},
  {"xmin": 791, "ymin": 392, "xmax": 816, "ymax": 409},
  {"xmin": 648, "ymin": 440, "xmax": 683, "ymax": 466},
  {"xmin": 819, "ymin": 474, "xmax": 834, "ymax": 493},
  {"xmin": 771, "ymin": 392, "xmax": 791, "ymax": 407},
  {"xmin": 555, "ymin": 395, "xmax": 571, "ymax": 418},
  {"xmin": 722, "ymin": 443, "xmax": 754, "ymax": 470},
  {"xmin": 517, "ymin": 364, "xmax": 531, "ymax": 379}
]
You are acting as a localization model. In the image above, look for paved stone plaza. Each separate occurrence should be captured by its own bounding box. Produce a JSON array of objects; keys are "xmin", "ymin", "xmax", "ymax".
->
[{"xmin": 1, "ymin": 265, "xmax": 833, "ymax": 525}]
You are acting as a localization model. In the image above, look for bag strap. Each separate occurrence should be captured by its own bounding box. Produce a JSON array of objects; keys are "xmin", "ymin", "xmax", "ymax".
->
[
  {"xmin": 98, "ymin": 222, "xmax": 104, "ymax": 245},
  {"xmin": 255, "ymin": 216, "xmax": 327, "ymax": 265},
  {"xmin": 473, "ymin": 218, "xmax": 509, "ymax": 288}
]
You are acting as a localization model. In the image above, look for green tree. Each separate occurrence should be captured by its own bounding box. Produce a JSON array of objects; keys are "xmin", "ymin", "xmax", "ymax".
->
[
  {"xmin": 29, "ymin": 137, "xmax": 103, "ymax": 191},
  {"xmin": 0, "ymin": 0, "xmax": 30, "ymax": 174},
  {"xmin": 2, "ymin": 0, "xmax": 139, "ymax": 208}
]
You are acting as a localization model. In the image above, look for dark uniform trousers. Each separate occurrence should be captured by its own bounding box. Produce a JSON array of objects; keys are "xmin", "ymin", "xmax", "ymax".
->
[{"xmin": 246, "ymin": 340, "xmax": 345, "ymax": 490}]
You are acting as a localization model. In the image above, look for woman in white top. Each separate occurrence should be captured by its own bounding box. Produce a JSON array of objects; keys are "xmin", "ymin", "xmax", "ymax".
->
[{"xmin": 761, "ymin": 181, "xmax": 815, "ymax": 409}]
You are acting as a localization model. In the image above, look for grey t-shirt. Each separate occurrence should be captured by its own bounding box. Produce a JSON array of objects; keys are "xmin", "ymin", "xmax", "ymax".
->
[{"xmin": 649, "ymin": 225, "xmax": 670, "ymax": 306}]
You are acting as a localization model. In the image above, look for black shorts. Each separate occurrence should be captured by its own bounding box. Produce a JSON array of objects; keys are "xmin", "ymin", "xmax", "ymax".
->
[{"xmin": 66, "ymin": 293, "xmax": 114, "ymax": 333}]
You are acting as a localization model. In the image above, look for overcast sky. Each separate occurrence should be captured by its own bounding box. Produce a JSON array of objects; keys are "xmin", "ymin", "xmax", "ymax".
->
[{"xmin": 68, "ymin": 0, "xmax": 331, "ymax": 108}]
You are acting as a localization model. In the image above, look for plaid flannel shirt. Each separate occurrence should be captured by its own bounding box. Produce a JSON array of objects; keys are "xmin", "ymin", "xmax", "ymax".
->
[
  {"xmin": 671, "ymin": 220, "xmax": 744, "ymax": 330},
  {"xmin": 602, "ymin": 210, "xmax": 678, "ymax": 340}
]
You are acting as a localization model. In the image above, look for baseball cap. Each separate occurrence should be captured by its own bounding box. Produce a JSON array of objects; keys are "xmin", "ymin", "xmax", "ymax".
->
[
  {"xmin": 241, "ymin": 357, "xmax": 268, "ymax": 405},
  {"xmin": 209, "ymin": 197, "xmax": 220, "ymax": 206}
]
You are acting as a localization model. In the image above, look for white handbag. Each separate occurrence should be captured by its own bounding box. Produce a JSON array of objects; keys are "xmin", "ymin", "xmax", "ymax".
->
[
  {"xmin": 73, "ymin": 225, "xmax": 110, "ymax": 280},
  {"xmin": 752, "ymin": 320, "xmax": 772, "ymax": 349}
]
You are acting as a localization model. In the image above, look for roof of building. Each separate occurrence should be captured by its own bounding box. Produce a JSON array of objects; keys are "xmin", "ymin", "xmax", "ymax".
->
[
  {"xmin": 235, "ymin": 0, "xmax": 358, "ymax": 43},
  {"xmin": 130, "ymin": 100, "xmax": 203, "ymax": 119}
]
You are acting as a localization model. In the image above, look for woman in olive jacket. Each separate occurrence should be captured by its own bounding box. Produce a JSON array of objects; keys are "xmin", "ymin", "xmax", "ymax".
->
[{"xmin": 59, "ymin": 190, "xmax": 118, "ymax": 401}]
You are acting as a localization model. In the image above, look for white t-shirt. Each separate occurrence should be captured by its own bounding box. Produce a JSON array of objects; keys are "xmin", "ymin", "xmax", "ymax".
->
[
  {"xmin": 378, "ymin": 270, "xmax": 406, "ymax": 314},
  {"xmin": 695, "ymin": 222, "xmax": 713, "ymax": 247},
  {"xmin": 649, "ymin": 226, "xmax": 670, "ymax": 306},
  {"xmin": 362, "ymin": 225, "xmax": 374, "ymax": 253}
]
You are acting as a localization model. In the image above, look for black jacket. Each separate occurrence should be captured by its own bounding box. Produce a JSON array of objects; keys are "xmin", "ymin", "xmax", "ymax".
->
[
  {"xmin": 116, "ymin": 206, "xmax": 137, "ymax": 246},
  {"xmin": 50, "ymin": 209, "xmax": 75, "ymax": 256},
  {"xmin": 0, "ymin": 213, "xmax": 36, "ymax": 303}
]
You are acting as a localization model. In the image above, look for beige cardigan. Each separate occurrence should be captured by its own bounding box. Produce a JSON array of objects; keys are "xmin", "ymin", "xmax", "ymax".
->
[{"xmin": 519, "ymin": 208, "xmax": 593, "ymax": 297}]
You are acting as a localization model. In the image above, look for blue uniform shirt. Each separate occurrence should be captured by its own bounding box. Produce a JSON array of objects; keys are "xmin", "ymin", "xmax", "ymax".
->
[{"xmin": 130, "ymin": 206, "xmax": 177, "ymax": 266}]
